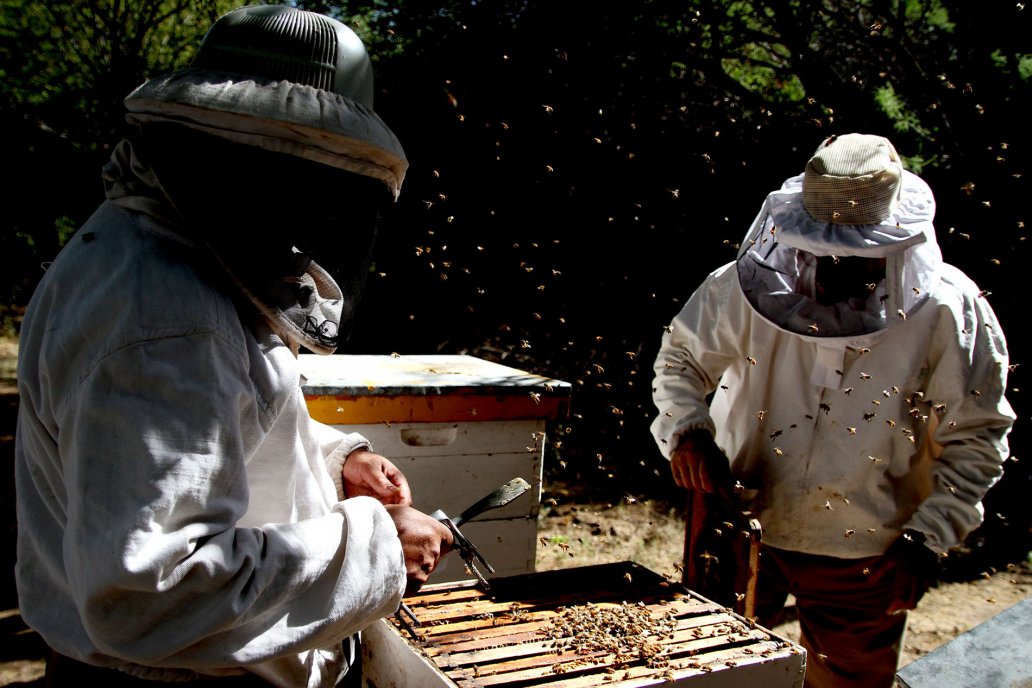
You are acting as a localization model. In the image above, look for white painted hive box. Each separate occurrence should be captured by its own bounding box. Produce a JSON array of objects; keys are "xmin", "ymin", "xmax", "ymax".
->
[{"xmin": 300, "ymin": 353, "xmax": 572, "ymax": 584}]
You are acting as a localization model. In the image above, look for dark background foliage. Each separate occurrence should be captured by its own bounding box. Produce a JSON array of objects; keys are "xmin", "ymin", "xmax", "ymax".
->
[{"xmin": 1, "ymin": 0, "xmax": 1028, "ymax": 578}]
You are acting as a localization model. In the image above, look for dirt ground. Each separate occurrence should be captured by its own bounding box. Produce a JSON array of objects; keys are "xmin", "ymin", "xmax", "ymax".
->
[{"xmin": 1, "ymin": 337, "xmax": 1029, "ymax": 685}]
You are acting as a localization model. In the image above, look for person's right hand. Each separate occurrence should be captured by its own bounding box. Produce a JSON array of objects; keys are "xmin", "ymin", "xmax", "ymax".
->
[
  {"xmin": 670, "ymin": 429, "xmax": 734, "ymax": 493},
  {"xmin": 385, "ymin": 505, "xmax": 455, "ymax": 595}
]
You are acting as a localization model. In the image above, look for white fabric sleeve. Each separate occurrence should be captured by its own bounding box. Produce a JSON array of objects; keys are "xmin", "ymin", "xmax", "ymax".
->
[
  {"xmin": 650, "ymin": 263, "xmax": 745, "ymax": 459},
  {"xmin": 905, "ymin": 282, "xmax": 1016, "ymax": 553},
  {"xmin": 59, "ymin": 335, "xmax": 404, "ymax": 669},
  {"xmin": 309, "ymin": 421, "xmax": 373, "ymax": 501}
]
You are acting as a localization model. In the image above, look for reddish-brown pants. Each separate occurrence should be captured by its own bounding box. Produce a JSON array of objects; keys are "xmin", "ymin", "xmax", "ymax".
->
[{"xmin": 756, "ymin": 544, "xmax": 909, "ymax": 688}]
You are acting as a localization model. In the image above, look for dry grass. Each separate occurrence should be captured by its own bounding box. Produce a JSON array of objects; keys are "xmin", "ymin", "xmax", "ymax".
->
[
  {"xmin": 0, "ymin": 336, "xmax": 16, "ymax": 396},
  {"xmin": 535, "ymin": 498, "xmax": 686, "ymax": 581}
]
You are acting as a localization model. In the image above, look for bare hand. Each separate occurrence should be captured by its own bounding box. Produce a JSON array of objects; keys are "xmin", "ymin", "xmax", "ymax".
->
[
  {"xmin": 670, "ymin": 430, "xmax": 733, "ymax": 493},
  {"xmin": 342, "ymin": 449, "xmax": 412, "ymax": 506},
  {"xmin": 385, "ymin": 505, "xmax": 455, "ymax": 595}
]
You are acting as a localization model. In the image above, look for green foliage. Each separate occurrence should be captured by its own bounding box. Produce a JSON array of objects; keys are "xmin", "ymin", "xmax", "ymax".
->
[
  {"xmin": 874, "ymin": 83, "xmax": 930, "ymax": 139},
  {"xmin": 0, "ymin": 1, "xmax": 244, "ymax": 149},
  {"xmin": 1015, "ymin": 54, "xmax": 1032, "ymax": 81},
  {"xmin": 54, "ymin": 216, "xmax": 78, "ymax": 248},
  {"xmin": 722, "ymin": 55, "xmax": 806, "ymax": 103}
]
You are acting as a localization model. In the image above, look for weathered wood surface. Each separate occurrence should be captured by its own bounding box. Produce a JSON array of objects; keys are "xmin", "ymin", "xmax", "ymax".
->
[{"xmin": 365, "ymin": 562, "xmax": 805, "ymax": 687}]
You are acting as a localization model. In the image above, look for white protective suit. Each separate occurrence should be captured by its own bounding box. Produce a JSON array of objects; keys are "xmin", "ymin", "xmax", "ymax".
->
[
  {"xmin": 14, "ymin": 140, "xmax": 406, "ymax": 686},
  {"xmin": 651, "ymin": 170, "xmax": 1015, "ymax": 558}
]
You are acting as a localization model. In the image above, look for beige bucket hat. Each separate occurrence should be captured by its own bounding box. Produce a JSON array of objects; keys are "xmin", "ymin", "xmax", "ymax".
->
[{"xmin": 802, "ymin": 133, "xmax": 904, "ymax": 225}]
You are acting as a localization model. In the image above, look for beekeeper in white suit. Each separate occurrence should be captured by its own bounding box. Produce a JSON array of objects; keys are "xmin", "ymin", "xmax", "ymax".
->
[
  {"xmin": 15, "ymin": 5, "xmax": 452, "ymax": 686},
  {"xmin": 651, "ymin": 133, "xmax": 1015, "ymax": 688}
]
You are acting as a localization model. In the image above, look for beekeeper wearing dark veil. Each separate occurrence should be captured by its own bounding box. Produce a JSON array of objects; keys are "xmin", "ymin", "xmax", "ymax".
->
[
  {"xmin": 651, "ymin": 133, "xmax": 1015, "ymax": 688},
  {"xmin": 15, "ymin": 5, "xmax": 452, "ymax": 686}
]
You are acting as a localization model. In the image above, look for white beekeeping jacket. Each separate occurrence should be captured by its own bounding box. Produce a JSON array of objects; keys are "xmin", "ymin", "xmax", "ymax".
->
[{"xmin": 652, "ymin": 172, "xmax": 1015, "ymax": 558}]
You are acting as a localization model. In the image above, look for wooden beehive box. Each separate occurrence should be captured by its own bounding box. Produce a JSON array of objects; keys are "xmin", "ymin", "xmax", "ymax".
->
[
  {"xmin": 362, "ymin": 561, "xmax": 806, "ymax": 687},
  {"xmin": 300, "ymin": 353, "xmax": 572, "ymax": 584}
]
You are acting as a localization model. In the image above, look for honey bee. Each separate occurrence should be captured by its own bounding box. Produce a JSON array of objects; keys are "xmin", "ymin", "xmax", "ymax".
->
[
  {"xmin": 808, "ymin": 323, "xmax": 820, "ymax": 333},
  {"xmin": 860, "ymin": 372, "xmax": 871, "ymax": 381},
  {"xmin": 746, "ymin": 355, "xmax": 757, "ymax": 365},
  {"xmin": 848, "ymin": 427, "xmax": 857, "ymax": 436}
]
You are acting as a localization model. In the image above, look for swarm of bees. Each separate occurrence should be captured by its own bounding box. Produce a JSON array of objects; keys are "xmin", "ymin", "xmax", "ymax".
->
[{"xmin": 540, "ymin": 602, "xmax": 677, "ymax": 670}]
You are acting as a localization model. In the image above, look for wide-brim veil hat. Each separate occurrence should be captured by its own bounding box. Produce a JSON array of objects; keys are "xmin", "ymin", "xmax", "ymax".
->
[
  {"xmin": 123, "ymin": 4, "xmax": 407, "ymax": 199},
  {"xmin": 734, "ymin": 132, "xmax": 943, "ymax": 339}
]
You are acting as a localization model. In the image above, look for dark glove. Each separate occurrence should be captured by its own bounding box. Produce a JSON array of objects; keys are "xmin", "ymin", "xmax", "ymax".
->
[
  {"xmin": 885, "ymin": 529, "xmax": 940, "ymax": 615},
  {"xmin": 671, "ymin": 429, "xmax": 735, "ymax": 494}
]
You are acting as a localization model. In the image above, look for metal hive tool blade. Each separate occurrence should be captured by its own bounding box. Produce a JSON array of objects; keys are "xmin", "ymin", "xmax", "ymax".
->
[{"xmin": 453, "ymin": 477, "xmax": 532, "ymax": 527}]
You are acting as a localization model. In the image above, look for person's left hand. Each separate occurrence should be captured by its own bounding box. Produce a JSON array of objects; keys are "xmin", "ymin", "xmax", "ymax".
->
[{"xmin": 342, "ymin": 449, "xmax": 413, "ymax": 506}]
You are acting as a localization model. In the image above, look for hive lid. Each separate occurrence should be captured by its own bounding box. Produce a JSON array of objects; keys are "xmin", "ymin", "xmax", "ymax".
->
[{"xmin": 300, "ymin": 353, "xmax": 572, "ymax": 423}]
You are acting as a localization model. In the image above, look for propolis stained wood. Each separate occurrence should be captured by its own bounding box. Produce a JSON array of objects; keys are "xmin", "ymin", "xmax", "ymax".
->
[{"xmin": 362, "ymin": 561, "xmax": 806, "ymax": 687}]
